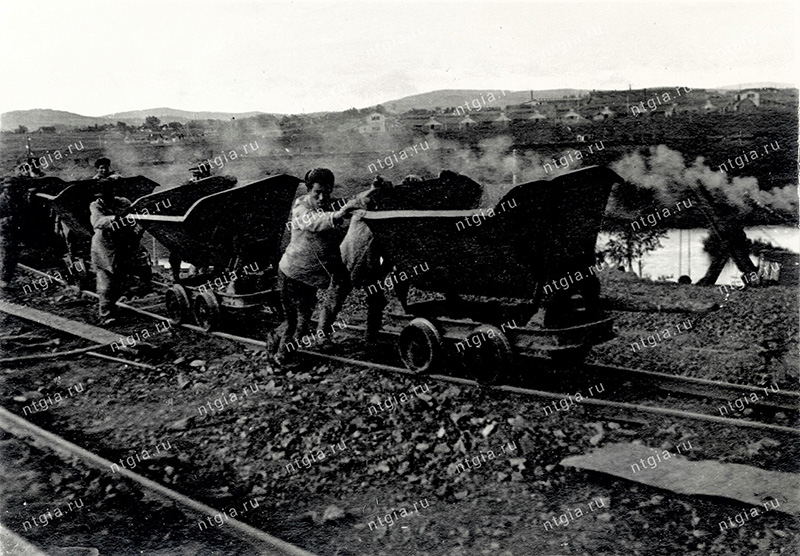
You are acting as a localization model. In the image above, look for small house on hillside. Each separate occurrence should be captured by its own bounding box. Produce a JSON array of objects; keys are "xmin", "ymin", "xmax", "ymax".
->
[
  {"xmin": 458, "ymin": 115, "xmax": 478, "ymax": 130},
  {"xmin": 735, "ymin": 90, "xmax": 760, "ymax": 107},
  {"xmin": 423, "ymin": 117, "xmax": 444, "ymax": 132},
  {"xmin": 359, "ymin": 112, "xmax": 387, "ymax": 134},
  {"xmin": 493, "ymin": 112, "xmax": 511, "ymax": 127},
  {"xmin": 561, "ymin": 109, "xmax": 586, "ymax": 124},
  {"xmin": 594, "ymin": 106, "xmax": 615, "ymax": 121},
  {"xmin": 729, "ymin": 91, "xmax": 761, "ymax": 113}
]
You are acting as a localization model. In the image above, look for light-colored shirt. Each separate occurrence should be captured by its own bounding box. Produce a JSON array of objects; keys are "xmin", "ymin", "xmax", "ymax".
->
[
  {"xmin": 340, "ymin": 190, "xmax": 380, "ymax": 287},
  {"xmin": 278, "ymin": 195, "xmax": 346, "ymax": 288},
  {"xmin": 89, "ymin": 196, "xmax": 132, "ymax": 272}
]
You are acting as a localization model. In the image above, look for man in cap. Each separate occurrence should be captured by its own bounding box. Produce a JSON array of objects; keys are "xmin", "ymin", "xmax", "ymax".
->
[
  {"xmin": 93, "ymin": 157, "xmax": 121, "ymax": 180},
  {"xmin": 16, "ymin": 157, "xmax": 45, "ymax": 178},
  {"xmin": 89, "ymin": 180, "xmax": 135, "ymax": 324}
]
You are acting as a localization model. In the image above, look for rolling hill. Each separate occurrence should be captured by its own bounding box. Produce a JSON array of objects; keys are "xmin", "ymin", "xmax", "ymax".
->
[
  {"xmin": 0, "ymin": 109, "xmax": 111, "ymax": 132},
  {"xmin": 381, "ymin": 89, "xmax": 589, "ymax": 113},
  {"xmin": 102, "ymin": 108, "xmax": 270, "ymax": 125},
  {"xmin": 5, "ymin": 84, "xmax": 795, "ymax": 131},
  {"xmin": 0, "ymin": 108, "xmax": 275, "ymax": 131}
]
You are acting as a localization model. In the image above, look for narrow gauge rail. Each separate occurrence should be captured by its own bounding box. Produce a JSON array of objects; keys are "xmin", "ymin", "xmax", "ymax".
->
[
  {"xmin": 8, "ymin": 263, "xmax": 799, "ymax": 437},
  {"xmin": 0, "ymin": 523, "xmax": 48, "ymax": 556},
  {"xmin": 0, "ymin": 407, "xmax": 317, "ymax": 556}
]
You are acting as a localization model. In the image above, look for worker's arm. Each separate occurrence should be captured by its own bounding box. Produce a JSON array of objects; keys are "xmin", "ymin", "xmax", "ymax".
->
[
  {"xmin": 90, "ymin": 208, "xmax": 117, "ymax": 230},
  {"xmin": 90, "ymin": 202, "xmax": 118, "ymax": 230},
  {"xmin": 90, "ymin": 199, "xmax": 130, "ymax": 230},
  {"xmin": 293, "ymin": 199, "xmax": 359, "ymax": 232}
]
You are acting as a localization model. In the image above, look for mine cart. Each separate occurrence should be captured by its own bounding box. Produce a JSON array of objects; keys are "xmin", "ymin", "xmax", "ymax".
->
[
  {"xmin": 15, "ymin": 176, "xmax": 74, "ymax": 256},
  {"xmin": 130, "ymin": 174, "xmax": 301, "ymax": 330},
  {"xmin": 37, "ymin": 176, "xmax": 159, "ymax": 282},
  {"xmin": 361, "ymin": 166, "xmax": 622, "ymax": 382}
]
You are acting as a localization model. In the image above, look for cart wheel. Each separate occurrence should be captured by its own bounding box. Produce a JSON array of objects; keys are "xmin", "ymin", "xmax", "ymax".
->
[
  {"xmin": 165, "ymin": 285, "xmax": 191, "ymax": 324},
  {"xmin": 193, "ymin": 291, "xmax": 220, "ymax": 331},
  {"xmin": 398, "ymin": 318, "xmax": 442, "ymax": 374},
  {"xmin": 464, "ymin": 325, "xmax": 513, "ymax": 385},
  {"xmin": 545, "ymin": 275, "xmax": 600, "ymax": 328}
]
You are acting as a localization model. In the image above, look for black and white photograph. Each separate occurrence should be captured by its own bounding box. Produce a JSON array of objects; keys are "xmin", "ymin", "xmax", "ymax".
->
[{"xmin": 0, "ymin": 1, "xmax": 798, "ymax": 554}]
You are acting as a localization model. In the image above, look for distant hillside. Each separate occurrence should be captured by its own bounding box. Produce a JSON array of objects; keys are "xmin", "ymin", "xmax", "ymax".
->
[
  {"xmin": 381, "ymin": 89, "xmax": 589, "ymax": 113},
  {"xmin": 0, "ymin": 107, "xmax": 277, "ymax": 131},
  {"xmin": 103, "ymin": 108, "xmax": 271, "ymax": 125},
  {"xmin": 715, "ymin": 82, "xmax": 796, "ymax": 90},
  {"xmin": 0, "ymin": 109, "xmax": 111, "ymax": 131}
]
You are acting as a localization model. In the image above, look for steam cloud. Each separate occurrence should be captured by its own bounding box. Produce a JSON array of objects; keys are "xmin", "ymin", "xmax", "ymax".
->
[
  {"xmin": 5, "ymin": 120, "xmax": 796, "ymax": 223},
  {"xmin": 612, "ymin": 145, "xmax": 798, "ymax": 220}
]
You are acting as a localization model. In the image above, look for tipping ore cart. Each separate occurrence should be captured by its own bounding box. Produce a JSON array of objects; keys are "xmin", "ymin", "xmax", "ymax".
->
[
  {"xmin": 130, "ymin": 174, "xmax": 300, "ymax": 330},
  {"xmin": 362, "ymin": 166, "xmax": 622, "ymax": 383},
  {"xmin": 37, "ymin": 176, "xmax": 159, "ymax": 283}
]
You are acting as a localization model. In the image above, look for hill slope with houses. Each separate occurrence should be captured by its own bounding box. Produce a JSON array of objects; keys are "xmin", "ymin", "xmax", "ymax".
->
[
  {"xmin": 3, "ymin": 87, "xmax": 796, "ymax": 134},
  {"xmin": 389, "ymin": 87, "xmax": 796, "ymax": 132}
]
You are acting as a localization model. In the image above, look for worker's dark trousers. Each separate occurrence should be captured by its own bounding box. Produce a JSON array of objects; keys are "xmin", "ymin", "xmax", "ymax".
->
[
  {"xmin": 321, "ymin": 272, "xmax": 388, "ymax": 342},
  {"xmin": 318, "ymin": 271, "xmax": 352, "ymax": 338},
  {"xmin": 0, "ymin": 219, "xmax": 20, "ymax": 286},
  {"xmin": 96, "ymin": 267, "xmax": 122, "ymax": 319},
  {"xmin": 278, "ymin": 271, "xmax": 319, "ymax": 354}
]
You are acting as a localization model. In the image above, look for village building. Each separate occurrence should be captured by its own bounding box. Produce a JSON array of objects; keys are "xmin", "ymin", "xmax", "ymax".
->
[
  {"xmin": 359, "ymin": 112, "xmax": 387, "ymax": 134},
  {"xmin": 458, "ymin": 115, "xmax": 478, "ymax": 130}
]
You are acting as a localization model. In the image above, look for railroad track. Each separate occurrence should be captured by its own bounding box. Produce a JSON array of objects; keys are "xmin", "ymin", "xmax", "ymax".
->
[
  {"xmin": 8, "ymin": 263, "xmax": 800, "ymax": 438},
  {"xmin": 0, "ymin": 406, "xmax": 316, "ymax": 556}
]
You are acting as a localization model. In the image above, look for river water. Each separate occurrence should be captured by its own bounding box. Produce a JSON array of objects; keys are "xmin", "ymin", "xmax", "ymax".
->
[{"xmin": 598, "ymin": 226, "xmax": 799, "ymax": 285}]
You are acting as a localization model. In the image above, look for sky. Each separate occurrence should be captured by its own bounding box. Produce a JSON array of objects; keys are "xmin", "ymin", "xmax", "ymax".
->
[{"xmin": 1, "ymin": 0, "xmax": 798, "ymax": 116}]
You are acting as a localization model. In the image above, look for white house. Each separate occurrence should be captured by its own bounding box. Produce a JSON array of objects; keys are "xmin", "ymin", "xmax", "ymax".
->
[
  {"xmin": 459, "ymin": 115, "xmax": 478, "ymax": 130},
  {"xmin": 561, "ymin": 109, "xmax": 585, "ymax": 123},
  {"xmin": 493, "ymin": 112, "xmax": 512, "ymax": 126},
  {"xmin": 359, "ymin": 112, "xmax": 387, "ymax": 134},
  {"xmin": 424, "ymin": 117, "xmax": 444, "ymax": 131},
  {"xmin": 734, "ymin": 90, "xmax": 760, "ymax": 107}
]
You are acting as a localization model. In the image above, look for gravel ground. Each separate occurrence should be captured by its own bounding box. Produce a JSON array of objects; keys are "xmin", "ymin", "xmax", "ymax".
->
[
  {"xmin": 0, "ymin": 429, "xmax": 261, "ymax": 555},
  {"xmin": 593, "ymin": 269, "xmax": 799, "ymax": 390},
  {"xmin": 1, "ymin": 264, "xmax": 798, "ymax": 556}
]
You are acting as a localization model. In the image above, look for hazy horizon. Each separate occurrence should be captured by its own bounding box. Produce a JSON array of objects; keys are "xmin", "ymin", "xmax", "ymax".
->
[{"xmin": 4, "ymin": 81, "xmax": 798, "ymax": 120}]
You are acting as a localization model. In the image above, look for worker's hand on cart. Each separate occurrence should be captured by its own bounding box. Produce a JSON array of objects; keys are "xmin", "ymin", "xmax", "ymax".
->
[
  {"xmin": 333, "ymin": 198, "xmax": 362, "ymax": 221},
  {"xmin": 343, "ymin": 197, "xmax": 364, "ymax": 212}
]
